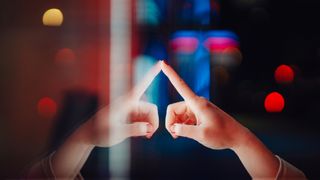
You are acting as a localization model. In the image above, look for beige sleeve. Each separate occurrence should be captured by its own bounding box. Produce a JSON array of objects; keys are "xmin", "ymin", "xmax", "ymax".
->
[
  {"xmin": 275, "ymin": 155, "xmax": 307, "ymax": 180},
  {"xmin": 25, "ymin": 152, "xmax": 84, "ymax": 180}
]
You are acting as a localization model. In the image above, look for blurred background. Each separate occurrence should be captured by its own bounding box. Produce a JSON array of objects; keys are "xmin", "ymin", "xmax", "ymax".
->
[{"xmin": 1, "ymin": 0, "xmax": 320, "ymax": 179}]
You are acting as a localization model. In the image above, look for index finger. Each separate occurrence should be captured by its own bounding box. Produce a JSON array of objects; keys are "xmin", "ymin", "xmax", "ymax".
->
[
  {"xmin": 160, "ymin": 61, "xmax": 197, "ymax": 101},
  {"xmin": 131, "ymin": 61, "xmax": 161, "ymax": 101}
]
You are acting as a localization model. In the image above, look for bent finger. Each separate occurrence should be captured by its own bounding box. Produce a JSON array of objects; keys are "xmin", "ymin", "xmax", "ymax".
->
[
  {"xmin": 171, "ymin": 123, "xmax": 200, "ymax": 140},
  {"xmin": 138, "ymin": 101, "xmax": 159, "ymax": 138},
  {"xmin": 124, "ymin": 122, "xmax": 152, "ymax": 137},
  {"xmin": 165, "ymin": 102, "xmax": 187, "ymax": 138}
]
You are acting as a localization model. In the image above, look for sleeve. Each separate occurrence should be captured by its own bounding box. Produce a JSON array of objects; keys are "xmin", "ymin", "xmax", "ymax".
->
[
  {"xmin": 275, "ymin": 155, "xmax": 307, "ymax": 180},
  {"xmin": 25, "ymin": 152, "xmax": 84, "ymax": 180}
]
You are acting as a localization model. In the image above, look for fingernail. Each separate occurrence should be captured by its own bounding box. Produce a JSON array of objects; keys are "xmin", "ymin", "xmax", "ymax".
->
[{"xmin": 146, "ymin": 124, "xmax": 153, "ymax": 133}]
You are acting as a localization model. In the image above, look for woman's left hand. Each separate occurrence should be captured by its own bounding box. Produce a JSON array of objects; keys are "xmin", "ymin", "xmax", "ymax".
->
[{"xmin": 79, "ymin": 62, "xmax": 161, "ymax": 147}]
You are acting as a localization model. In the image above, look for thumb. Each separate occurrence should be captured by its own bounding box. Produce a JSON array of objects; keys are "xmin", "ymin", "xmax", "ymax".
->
[
  {"xmin": 125, "ymin": 122, "xmax": 153, "ymax": 137},
  {"xmin": 172, "ymin": 123, "xmax": 199, "ymax": 139}
]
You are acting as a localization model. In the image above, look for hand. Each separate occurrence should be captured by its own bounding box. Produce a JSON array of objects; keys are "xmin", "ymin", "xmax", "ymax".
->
[
  {"xmin": 42, "ymin": 62, "xmax": 161, "ymax": 178},
  {"xmin": 161, "ymin": 61, "xmax": 287, "ymax": 178},
  {"xmin": 80, "ymin": 61, "xmax": 161, "ymax": 147},
  {"xmin": 161, "ymin": 61, "xmax": 249, "ymax": 150}
]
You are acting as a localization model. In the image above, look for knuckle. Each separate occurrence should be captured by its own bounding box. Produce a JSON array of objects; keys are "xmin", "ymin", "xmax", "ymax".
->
[
  {"xmin": 196, "ymin": 98, "xmax": 210, "ymax": 108},
  {"xmin": 151, "ymin": 104, "xmax": 158, "ymax": 111},
  {"xmin": 199, "ymin": 126, "xmax": 210, "ymax": 140},
  {"xmin": 199, "ymin": 96, "xmax": 206, "ymax": 100},
  {"xmin": 166, "ymin": 104, "xmax": 174, "ymax": 112},
  {"xmin": 155, "ymin": 123, "xmax": 159, "ymax": 129},
  {"xmin": 179, "ymin": 78, "xmax": 186, "ymax": 85},
  {"xmin": 165, "ymin": 123, "xmax": 171, "ymax": 131}
]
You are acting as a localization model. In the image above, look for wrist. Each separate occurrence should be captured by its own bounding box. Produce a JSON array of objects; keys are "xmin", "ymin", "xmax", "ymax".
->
[
  {"xmin": 230, "ymin": 126, "xmax": 256, "ymax": 152},
  {"xmin": 229, "ymin": 126, "xmax": 280, "ymax": 178},
  {"xmin": 70, "ymin": 119, "xmax": 95, "ymax": 150}
]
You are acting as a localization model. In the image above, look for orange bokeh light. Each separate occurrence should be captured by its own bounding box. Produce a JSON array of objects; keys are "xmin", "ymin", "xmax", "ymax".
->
[
  {"xmin": 264, "ymin": 92, "xmax": 285, "ymax": 113},
  {"xmin": 42, "ymin": 8, "xmax": 64, "ymax": 26}
]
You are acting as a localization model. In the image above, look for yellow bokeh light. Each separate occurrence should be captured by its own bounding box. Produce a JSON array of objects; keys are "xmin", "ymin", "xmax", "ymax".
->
[{"xmin": 42, "ymin": 8, "xmax": 63, "ymax": 26}]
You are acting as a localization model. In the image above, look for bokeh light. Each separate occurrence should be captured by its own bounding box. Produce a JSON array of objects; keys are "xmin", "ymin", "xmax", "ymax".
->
[
  {"xmin": 42, "ymin": 8, "xmax": 64, "ymax": 26},
  {"xmin": 170, "ymin": 31, "xmax": 210, "ymax": 100},
  {"xmin": 204, "ymin": 30, "xmax": 239, "ymax": 53},
  {"xmin": 205, "ymin": 30, "xmax": 241, "ymax": 67},
  {"xmin": 264, "ymin": 92, "xmax": 285, "ymax": 113},
  {"xmin": 204, "ymin": 37, "xmax": 238, "ymax": 52},
  {"xmin": 222, "ymin": 47, "xmax": 243, "ymax": 65},
  {"xmin": 55, "ymin": 48, "xmax": 76, "ymax": 66},
  {"xmin": 170, "ymin": 37, "xmax": 198, "ymax": 53},
  {"xmin": 170, "ymin": 31, "xmax": 199, "ymax": 54},
  {"xmin": 134, "ymin": 55, "xmax": 160, "ymax": 102},
  {"xmin": 214, "ymin": 66, "xmax": 229, "ymax": 85},
  {"xmin": 136, "ymin": 0, "xmax": 161, "ymax": 25},
  {"xmin": 37, "ymin": 97, "xmax": 57, "ymax": 119},
  {"xmin": 274, "ymin": 64, "xmax": 294, "ymax": 84}
]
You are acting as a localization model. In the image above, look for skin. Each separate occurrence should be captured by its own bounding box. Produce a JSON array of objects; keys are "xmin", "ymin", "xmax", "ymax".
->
[
  {"xmin": 29, "ymin": 60, "xmax": 282, "ymax": 179},
  {"xmin": 29, "ymin": 62, "xmax": 162, "ymax": 179},
  {"xmin": 161, "ymin": 61, "xmax": 280, "ymax": 179}
]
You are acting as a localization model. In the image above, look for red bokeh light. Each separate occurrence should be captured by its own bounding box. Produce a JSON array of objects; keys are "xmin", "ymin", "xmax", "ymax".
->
[
  {"xmin": 274, "ymin": 64, "xmax": 294, "ymax": 84},
  {"xmin": 170, "ymin": 37, "xmax": 199, "ymax": 53},
  {"xmin": 55, "ymin": 48, "xmax": 76, "ymax": 66},
  {"xmin": 264, "ymin": 92, "xmax": 285, "ymax": 113},
  {"xmin": 204, "ymin": 37, "xmax": 238, "ymax": 52},
  {"xmin": 37, "ymin": 97, "xmax": 57, "ymax": 119}
]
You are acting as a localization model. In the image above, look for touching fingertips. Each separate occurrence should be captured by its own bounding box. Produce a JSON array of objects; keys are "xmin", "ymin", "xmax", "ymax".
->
[{"xmin": 160, "ymin": 60, "xmax": 165, "ymax": 68}]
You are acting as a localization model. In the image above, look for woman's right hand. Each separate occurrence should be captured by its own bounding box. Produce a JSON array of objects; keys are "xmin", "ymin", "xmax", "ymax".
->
[
  {"xmin": 162, "ymin": 61, "xmax": 283, "ymax": 178},
  {"xmin": 161, "ymin": 61, "xmax": 250, "ymax": 150}
]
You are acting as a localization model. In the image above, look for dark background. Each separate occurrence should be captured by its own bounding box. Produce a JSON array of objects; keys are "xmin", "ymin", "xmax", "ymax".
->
[{"xmin": 1, "ymin": 0, "xmax": 320, "ymax": 179}]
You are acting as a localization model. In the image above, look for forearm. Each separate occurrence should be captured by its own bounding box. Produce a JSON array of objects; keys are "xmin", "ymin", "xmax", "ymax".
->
[
  {"xmin": 231, "ymin": 129, "xmax": 279, "ymax": 179},
  {"xmin": 51, "ymin": 120, "xmax": 95, "ymax": 178}
]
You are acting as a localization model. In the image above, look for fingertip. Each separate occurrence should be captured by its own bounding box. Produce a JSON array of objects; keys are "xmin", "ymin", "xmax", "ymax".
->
[
  {"xmin": 146, "ymin": 124, "xmax": 156, "ymax": 139},
  {"xmin": 155, "ymin": 60, "xmax": 162, "ymax": 70},
  {"xmin": 168, "ymin": 131, "xmax": 177, "ymax": 139},
  {"xmin": 171, "ymin": 133, "xmax": 178, "ymax": 139},
  {"xmin": 160, "ymin": 60, "xmax": 169, "ymax": 69},
  {"xmin": 169, "ymin": 124, "xmax": 180, "ymax": 139},
  {"xmin": 135, "ymin": 122, "xmax": 150, "ymax": 136},
  {"xmin": 173, "ymin": 124, "xmax": 183, "ymax": 136},
  {"xmin": 146, "ymin": 123, "xmax": 153, "ymax": 133},
  {"xmin": 146, "ymin": 134, "xmax": 152, "ymax": 139},
  {"xmin": 160, "ymin": 60, "xmax": 165, "ymax": 69}
]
